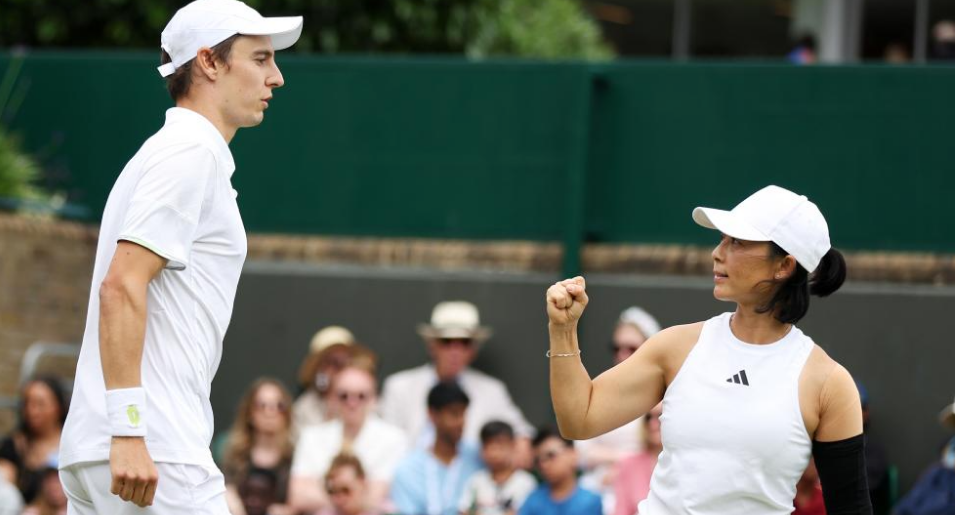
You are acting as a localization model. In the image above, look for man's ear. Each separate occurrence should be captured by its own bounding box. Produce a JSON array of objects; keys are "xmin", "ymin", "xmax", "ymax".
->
[{"xmin": 193, "ymin": 47, "xmax": 220, "ymax": 81}]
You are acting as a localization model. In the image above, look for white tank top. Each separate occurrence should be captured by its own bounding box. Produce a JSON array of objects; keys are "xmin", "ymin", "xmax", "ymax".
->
[{"xmin": 638, "ymin": 312, "xmax": 814, "ymax": 515}]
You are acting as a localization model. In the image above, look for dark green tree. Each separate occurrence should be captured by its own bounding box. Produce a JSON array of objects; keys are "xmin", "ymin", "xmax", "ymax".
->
[{"xmin": 0, "ymin": 0, "xmax": 612, "ymax": 59}]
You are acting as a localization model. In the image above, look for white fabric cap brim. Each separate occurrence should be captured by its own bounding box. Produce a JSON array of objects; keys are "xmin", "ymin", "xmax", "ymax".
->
[
  {"xmin": 692, "ymin": 207, "xmax": 771, "ymax": 242},
  {"xmin": 240, "ymin": 16, "xmax": 303, "ymax": 51}
]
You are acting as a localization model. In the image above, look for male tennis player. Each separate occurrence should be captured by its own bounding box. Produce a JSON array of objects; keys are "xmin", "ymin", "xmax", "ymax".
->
[{"xmin": 58, "ymin": 1, "xmax": 302, "ymax": 513}]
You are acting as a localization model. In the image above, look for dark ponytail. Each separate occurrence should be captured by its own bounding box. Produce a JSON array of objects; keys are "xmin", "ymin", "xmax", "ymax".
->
[
  {"xmin": 757, "ymin": 245, "xmax": 847, "ymax": 324},
  {"xmin": 809, "ymin": 248, "xmax": 846, "ymax": 297}
]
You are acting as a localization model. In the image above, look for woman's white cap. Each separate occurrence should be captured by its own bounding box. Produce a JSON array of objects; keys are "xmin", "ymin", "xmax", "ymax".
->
[
  {"xmin": 618, "ymin": 307, "xmax": 661, "ymax": 338},
  {"xmin": 692, "ymin": 185, "xmax": 831, "ymax": 273},
  {"xmin": 158, "ymin": 0, "xmax": 303, "ymax": 77}
]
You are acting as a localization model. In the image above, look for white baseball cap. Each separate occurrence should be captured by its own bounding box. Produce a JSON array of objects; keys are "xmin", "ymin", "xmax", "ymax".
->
[
  {"xmin": 692, "ymin": 185, "xmax": 831, "ymax": 273},
  {"xmin": 158, "ymin": 0, "xmax": 303, "ymax": 78},
  {"xmin": 309, "ymin": 325, "xmax": 355, "ymax": 354}
]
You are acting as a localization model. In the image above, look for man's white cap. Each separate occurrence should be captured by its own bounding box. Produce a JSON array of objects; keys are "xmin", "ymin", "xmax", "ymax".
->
[
  {"xmin": 158, "ymin": 0, "xmax": 303, "ymax": 78},
  {"xmin": 692, "ymin": 185, "xmax": 831, "ymax": 273},
  {"xmin": 417, "ymin": 301, "xmax": 492, "ymax": 342}
]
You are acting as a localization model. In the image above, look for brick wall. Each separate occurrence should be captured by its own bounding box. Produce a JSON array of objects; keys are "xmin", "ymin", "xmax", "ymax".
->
[{"xmin": 0, "ymin": 214, "xmax": 97, "ymax": 434}]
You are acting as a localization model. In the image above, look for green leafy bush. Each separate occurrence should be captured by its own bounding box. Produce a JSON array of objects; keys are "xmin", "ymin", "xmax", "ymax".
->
[
  {"xmin": 0, "ymin": 0, "xmax": 612, "ymax": 60},
  {"xmin": 0, "ymin": 128, "xmax": 43, "ymax": 201}
]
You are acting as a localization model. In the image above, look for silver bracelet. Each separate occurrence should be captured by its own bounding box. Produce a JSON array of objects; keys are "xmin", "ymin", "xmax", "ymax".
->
[{"xmin": 546, "ymin": 349, "xmax": 581, "ymax": 358}]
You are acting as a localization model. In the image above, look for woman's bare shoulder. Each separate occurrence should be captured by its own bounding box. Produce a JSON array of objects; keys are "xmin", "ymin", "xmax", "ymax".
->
[{"xmin": 642, "ymin": 322, "xmax": 706, "ymax": 381}]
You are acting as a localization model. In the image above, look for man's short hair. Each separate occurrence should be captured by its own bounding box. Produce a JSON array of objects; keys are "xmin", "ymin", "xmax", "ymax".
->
[
  {"xmin": 427, "ymin": 381, "xmax": 470, "ymax": 411},
  {"xmin": 160, "ymin": 34, "xmax": 239, "ymax": 102},
  {"xmin": 480, "ymin": 420, "xmax": 515, "ymax": 443},
  {"xmin": 532, "ymin": 425, "xmax": 573, "ymax": 449}
]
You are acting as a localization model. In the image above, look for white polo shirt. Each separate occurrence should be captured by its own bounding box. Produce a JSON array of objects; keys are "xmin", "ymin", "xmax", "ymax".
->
[{"xmin": 60, "ymin": 107, "xmax": 247, "ymax": 469}]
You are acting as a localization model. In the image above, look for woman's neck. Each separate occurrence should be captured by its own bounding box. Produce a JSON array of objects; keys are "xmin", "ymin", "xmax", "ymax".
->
[
  {"xmin": 253, "ymin": 429, "xmax": 283, "ymax": 449},
  {"xmin": 730, "ymin": 308, "xmax": 792, "ymax": 345},
  {"xmin": 342, "ymin": 417, "xmax": 364, "ymax": 441}
]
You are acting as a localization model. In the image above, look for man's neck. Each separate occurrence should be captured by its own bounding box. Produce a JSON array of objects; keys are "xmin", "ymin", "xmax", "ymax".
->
[
  {"xmin": 548, "ymin": 476, "xmax": 576, "ymax": 501},
  {"xmin": 490, "ymin": 466, "xmax": 515, "ymax": 485},
  {"xmin": 432, "ymin": 437, "xmax": 458, "ymax": 465},
  {"xmin": 175, "ymin": 100, "xmax": 237, "ymax": 143}
]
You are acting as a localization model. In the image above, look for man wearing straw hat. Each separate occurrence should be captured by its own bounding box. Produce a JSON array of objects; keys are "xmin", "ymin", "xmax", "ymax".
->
[{"xmin": 380, "ymin": 301, "xmax": 533, "ymax": 455}]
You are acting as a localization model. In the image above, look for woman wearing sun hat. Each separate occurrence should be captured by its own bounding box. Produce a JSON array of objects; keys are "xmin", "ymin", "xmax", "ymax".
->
[{"xmin": 545, "ymin": 185, "xmax": 872, "ymax": 514}]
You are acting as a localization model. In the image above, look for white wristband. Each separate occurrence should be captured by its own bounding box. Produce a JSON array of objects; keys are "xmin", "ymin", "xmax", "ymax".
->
[{"xmin": 106, "ymin": 387, "xmax": 147, "ymax": 437}]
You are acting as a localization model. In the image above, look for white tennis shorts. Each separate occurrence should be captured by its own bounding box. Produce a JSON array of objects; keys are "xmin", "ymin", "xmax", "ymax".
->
[{"xmin": 59, "ymin": 461, "xmax": 230, "ymax": 515}]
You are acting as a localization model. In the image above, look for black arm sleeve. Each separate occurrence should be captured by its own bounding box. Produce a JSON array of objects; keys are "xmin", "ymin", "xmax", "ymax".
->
[{"xmin": 812, "ymin": 434, "xmax": 873, "ymax": 515}]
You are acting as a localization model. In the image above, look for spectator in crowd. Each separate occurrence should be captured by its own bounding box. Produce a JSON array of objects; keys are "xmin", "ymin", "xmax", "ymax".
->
[
  {"xmin": 883, "ymin": 41, "xmax": 910, "ymax": 63},
  {"xmin": 0, "ymin": 376, "xmax": 67, "ymax": 505},
  {"xmin": 239, "ymin": 467, "xmax": 281, "ymax": 515},
  {"xmin": 294, "ymin": 326, "xmax": 357, "ymax": 432},
  {"xmin": 315, "ymin": 453, "xmax": 381, "ymax": 515},
  {"xmin": 290, "ymin": 364, "xmax": 406, "ymax": 512},
  {"xmin": 380, "ymin": 301, "xmax": 533, "ymax": 457},
  {"xmin": 788, "ymin": 34, "xmax": 817, "ymax": 65},
  {"xmin": 458, "ymin": 421, "xmax": 537, "ymax": 515},
  {"xmin": 519, "ymin": 427, "xmax": 601, "ymax": 515},
  {"xmin": 932, "ymin": 20, "xmax": 955, "ymax": 60},
  {"xmin": 893, "ymin": 395, "xmax": 955, "ymax": 515},
  {"xmin": 0, "ymin": 473, "xmax": 22, "ymax": 515},
  {"xmin": 792, "ymin": 459, "xmax": 825, "ymax": 515},
  {"xmin": 577, "ymin": 307, "xmax": 660, "ymax": 512},
  {"xmin": 219, "ymin": 378, "xmax": 295, "ymax": 515},
  {"xmin": 857, "ymin": 382, "xmax": 890, "ymax": 515},
  {"xmin": 391, "ymin": 381, "xmax": 484, "ymax": 515},
  {"xmin": 611, "ymin": 403, "xmax": 662, "ymax": 515},
  {"xmin": 22, "ymin": 459, "xmax": 67, "ymax": 515}
]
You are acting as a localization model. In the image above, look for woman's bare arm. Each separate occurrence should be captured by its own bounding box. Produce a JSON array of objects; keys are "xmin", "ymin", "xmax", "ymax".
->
[{"xmin": 547, "ymin": 277, "xmax": 691, "ymax": 440}]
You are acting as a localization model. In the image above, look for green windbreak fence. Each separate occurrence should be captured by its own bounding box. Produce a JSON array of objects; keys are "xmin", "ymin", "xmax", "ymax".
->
[{"xmin": 1, "ymin": 52, "xmax": 952, "ymax": 254}]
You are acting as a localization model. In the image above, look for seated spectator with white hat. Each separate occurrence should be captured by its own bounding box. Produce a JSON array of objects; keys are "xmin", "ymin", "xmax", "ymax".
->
[
  {"xmin": 379, "ymin": 301, "xmax": 534, "ymax": 457},
  {"xmin": 293, "ymin": 326, "xmax": 377, "ymax": 436}
]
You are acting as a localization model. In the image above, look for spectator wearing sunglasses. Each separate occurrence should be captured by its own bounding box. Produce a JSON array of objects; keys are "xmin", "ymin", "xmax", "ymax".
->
[
  {"xmin": 315, "ymin": 454, "xmax": 380, "ymax": 515},
  {"xmin": 519, "ymin": 427, "xmax": 601, "ymax": 515},
  {"xmin": 576, "ymin": 307, "xmax": 660, "ymax": 513},
  {"xmin": 380, "ymin": 301, "xmax": 533, "ymax": 457},
  {"xmin": 219, "ymin": 378, "xmax": 296, "ymax": 515},
  {"xmin": 290, "ymin": 364, "xmax": 406, "ymax": 513}
]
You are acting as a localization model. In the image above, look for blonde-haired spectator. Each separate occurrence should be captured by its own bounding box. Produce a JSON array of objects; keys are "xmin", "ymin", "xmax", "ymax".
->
[{"xmin": 291, "ymin": 365, "xmax": 406, "ymax": 513}]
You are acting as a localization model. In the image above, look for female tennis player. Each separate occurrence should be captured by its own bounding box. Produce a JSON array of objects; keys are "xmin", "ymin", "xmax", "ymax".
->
[{"xmin": 546, "ymin": 185, "xmax": 871, "ymax": 514}]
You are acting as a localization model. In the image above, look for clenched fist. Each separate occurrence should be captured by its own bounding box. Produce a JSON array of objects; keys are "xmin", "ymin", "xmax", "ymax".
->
[
  {"xmin": 546, "ymin": 276, "xmax": 589, "ymax": 328},
  {"xmin": 110, "ymin": 436, "xmax": 159, "ymax": 507}
]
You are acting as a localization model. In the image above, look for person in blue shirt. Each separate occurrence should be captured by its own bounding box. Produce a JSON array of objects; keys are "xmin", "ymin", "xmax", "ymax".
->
[
  {"xmin": 519, "ymin": 427, "xmax": 601, "ymax": 515},
  {"xmin": 391, "ymin": 381, "xmax": 484, "ymax": 515}
]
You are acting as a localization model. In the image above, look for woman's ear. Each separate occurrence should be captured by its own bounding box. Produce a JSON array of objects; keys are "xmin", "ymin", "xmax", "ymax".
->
[{"xmin": 774, "ymin": 255, "xmax": 797, "ymax": 280}]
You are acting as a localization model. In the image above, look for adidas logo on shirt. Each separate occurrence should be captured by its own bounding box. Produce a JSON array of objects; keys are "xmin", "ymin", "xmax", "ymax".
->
[{"xmin": 726, "ymin": 370, "xmax": 749, "ymax": 386}]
